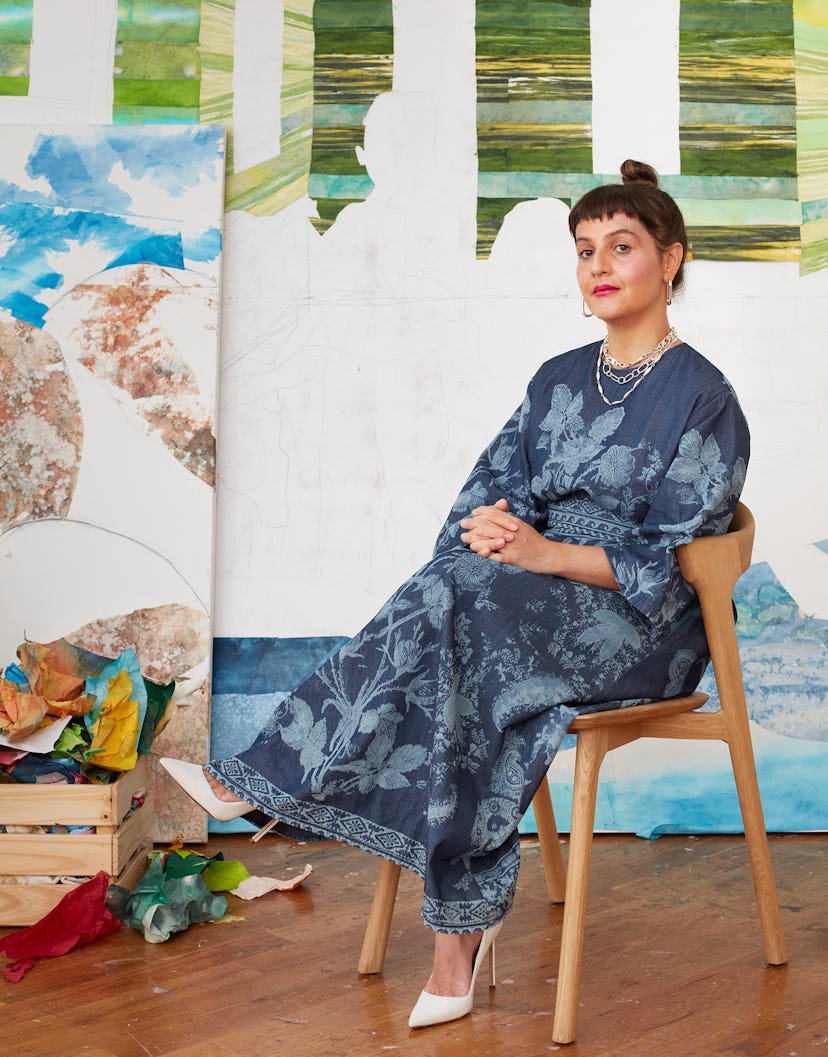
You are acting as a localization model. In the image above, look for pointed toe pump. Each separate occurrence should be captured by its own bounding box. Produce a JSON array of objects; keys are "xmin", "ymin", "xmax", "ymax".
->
[
  {"xmin": 158, "ymin": 757, "xmax": 253, "ymax": 822},
  {"xmin": 408, "ymin": 922, "xmax": 503, "ymax": 1029}
]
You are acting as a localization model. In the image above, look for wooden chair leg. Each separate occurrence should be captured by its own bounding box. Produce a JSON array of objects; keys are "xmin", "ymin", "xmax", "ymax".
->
[
  {"xmin": 552, "ymin": 729, "xmax": 608, "ymax": 1045},
  {"xmin": 358, "ymin": 858, "xmax": 402, "ymax": 974},
  {"xmin": 726, "ymin": 724, "xmax": 788, "ymax": 965},
  {"xmin": 532, "ymin": 778, "xmax": 566, "ymax": 903}
]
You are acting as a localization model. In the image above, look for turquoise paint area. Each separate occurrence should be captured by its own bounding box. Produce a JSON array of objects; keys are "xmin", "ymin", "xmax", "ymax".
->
[
  {"xmin": 528, "ymin": 722, "xmax": 827, "ymax": 838},
  {"xmin": 281, "ymin": 105, "xmax": 313, "ymax": 136},
  {"xmin": 0, "ymin": 3, "xmax": 33, "ymax": 42},
  {"xmin": 802, "ymin": 198, "xmax": 828, "ymax": 223},
  {"xmin": 476, "ymin": 101, "xmax": 593, "ymax": 123},
  {"xmin": 312, "ymin": 103, "xmax": 372, "ymax": 126},
  {"xmin": 307, "ymin": 172, "xmax": 374, "ymax": 198},
  {"xmin": 478, "ymin": 172, "xmax": 799, "ymax": 200},
  {"xmin": 679, "ymin": 101, "xmax": 796, "ymax": 126},
  {"xmin": 724, "ymin": 560, "xmax": 828, "ymax": 743},
  {"xmin": 676, "ymin": 197, "xmax": 801, "ymax": 225}
]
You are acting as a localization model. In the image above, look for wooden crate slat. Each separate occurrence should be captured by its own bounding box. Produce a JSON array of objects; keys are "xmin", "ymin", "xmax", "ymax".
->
[
  {"xmin": 0, "ymin": 837, "xmax": 152, "ymax": 928},
  {"xmin": 0, "ymin": 757, "xmax": 150, "ymax": 827}
]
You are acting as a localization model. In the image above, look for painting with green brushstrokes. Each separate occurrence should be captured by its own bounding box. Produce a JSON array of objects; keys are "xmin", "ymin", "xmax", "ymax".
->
[{"xmin": 0, "ymin": 0, "xmax": 32, "ymax": 97}]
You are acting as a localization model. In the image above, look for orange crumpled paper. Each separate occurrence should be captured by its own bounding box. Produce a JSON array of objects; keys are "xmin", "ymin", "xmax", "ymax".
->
[{"xmin": 0, "ymin": 640, "xmax": 98, "ymax": 741}]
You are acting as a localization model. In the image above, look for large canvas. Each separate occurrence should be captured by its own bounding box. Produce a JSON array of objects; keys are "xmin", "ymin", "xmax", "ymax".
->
[{"xmin": 0, "ymin": 123, "xmax": 224, "ymax": 840}]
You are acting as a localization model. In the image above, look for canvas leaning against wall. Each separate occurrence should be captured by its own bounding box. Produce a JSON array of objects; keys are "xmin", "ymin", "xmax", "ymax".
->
[{"xmin": 0, "ymin": 123, "xmax": 225, "ymax": 840}]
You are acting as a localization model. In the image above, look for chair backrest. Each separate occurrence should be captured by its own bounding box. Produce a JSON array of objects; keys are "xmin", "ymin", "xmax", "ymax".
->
[
  {"xmin": 676, "ymin": 501, "xmax": 754, "ymax": 726},
  {"xmin": 677, "ymin": 502, "xmax": 754, "ymax": 598}
]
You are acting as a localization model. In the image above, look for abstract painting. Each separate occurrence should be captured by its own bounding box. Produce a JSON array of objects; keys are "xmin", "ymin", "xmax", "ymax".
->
[
  {"xmin": 0, "ymin": 123, "xmax": 225, "ymax": 840},
  {"xmin": 795, "ymin": 0, "xmax": 828, "ymax": 274},
  {"xmin": 308, "ymin": 0, "xmax": 394, "ymax": 233},
  {"xmin": 475, "ymin": 0, "xmax": 592, "ymax": 256},
  {"xmin": 114, "ymin": 0, "xmax": 202, "ymax": 123},
  {"xmin": 0, "ymin": 0, "xmax": 30, "ymax": 97},
  {"xmin": 677, "ymin": 0, "xmax": 800, "ymax": 263}
]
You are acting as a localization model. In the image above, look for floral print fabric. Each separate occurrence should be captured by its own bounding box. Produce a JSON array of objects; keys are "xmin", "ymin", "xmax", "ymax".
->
[{"xmin": 210, "ymin": 342, "xmax": 749, "ymax": 933}]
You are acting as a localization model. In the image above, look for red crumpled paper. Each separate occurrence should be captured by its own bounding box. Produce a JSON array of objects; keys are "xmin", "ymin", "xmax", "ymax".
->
[{"xmin": 0, "ymin": 871, "xmax": 121, "ymax": 981}]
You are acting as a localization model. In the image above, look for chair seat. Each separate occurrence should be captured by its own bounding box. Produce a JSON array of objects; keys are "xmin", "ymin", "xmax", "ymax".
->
[{"xmin": 568, "ymin": 691, "xmax": 708, "ymax": 731}]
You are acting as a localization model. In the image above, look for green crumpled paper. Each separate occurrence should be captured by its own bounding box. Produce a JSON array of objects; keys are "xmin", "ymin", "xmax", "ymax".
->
[
  {"xmin": 162, "ymin": 849, "xmax": 252, "ymax": 893},
  {"xmin": 107, "ymin": 852, "xmax": 230, "ymax": 944}
]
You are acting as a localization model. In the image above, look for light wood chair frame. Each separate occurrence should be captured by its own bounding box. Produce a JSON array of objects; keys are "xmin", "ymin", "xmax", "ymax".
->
[{"xmin": 357, "ymin": 502, "xmax": 787, "ymax": 1042}]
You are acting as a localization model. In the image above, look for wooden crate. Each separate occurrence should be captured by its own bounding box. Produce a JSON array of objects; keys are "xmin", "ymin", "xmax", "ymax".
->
[{"xmin": 0, "ymin": 756, "xmax": 153, "ymax": 926}]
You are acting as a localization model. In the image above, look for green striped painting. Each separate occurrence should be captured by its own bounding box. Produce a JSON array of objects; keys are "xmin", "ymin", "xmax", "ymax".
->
[
  {"xmin": 476, "ymin": 0, "xmax": 592, "ymax": 257},
  {"xmin": 114, "ymin": 1, "xmax": 315, "ymax": 216},
  {"xmin": 679, "ymin": 0, "xmax": 800, "ymax": 263},
  {"xmin": 795, "ymin": 0, "xmax": 828, "ymax": 274},
  {"xmin": 308, "ymin": 0, "xmax": 394, "ymax": 235},
  {"xmin": 199, "ymin": 0, "xmax": 233, "ymax": 129},
  {"xmin": 0, "ymin": 1, "xmax": 32, "ymax": 97},
  {"xmin": 114, "ymin": 0, "xmax": 202, "ymax": 123},
  {"xmin": 209, "ymin": 0, "xmax": 315, "ymax": 216}
]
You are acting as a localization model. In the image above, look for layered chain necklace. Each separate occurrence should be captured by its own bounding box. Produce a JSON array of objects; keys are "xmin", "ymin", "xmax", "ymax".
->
[{"xmin": 595, "ymin": 326, "xmax": 678, "ymax": 406}]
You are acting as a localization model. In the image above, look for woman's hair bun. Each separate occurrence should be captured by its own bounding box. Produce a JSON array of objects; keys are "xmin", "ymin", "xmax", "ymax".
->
[{"xmin": 620, "ymin": 159, "xmax": 659, "ymax": 189}]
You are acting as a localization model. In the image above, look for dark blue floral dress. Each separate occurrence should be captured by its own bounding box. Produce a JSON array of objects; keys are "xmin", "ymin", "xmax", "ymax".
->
[{"xmin": 210, "ymin": 341, "xmax": 749, "ymax": 933}]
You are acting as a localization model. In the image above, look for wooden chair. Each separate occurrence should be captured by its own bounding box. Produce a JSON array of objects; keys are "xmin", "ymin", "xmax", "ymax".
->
[{"xmin": 357, "ymin": 502, "xmax": 788, "ymax": 1042}]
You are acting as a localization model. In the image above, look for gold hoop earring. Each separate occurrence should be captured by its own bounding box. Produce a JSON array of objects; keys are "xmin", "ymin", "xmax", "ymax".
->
[
  {"xmin": 582, "ymin": 299, "xmax": 593, "ymax": 318},
  {"xmin": 666, "ymin": 280, "xmax": 673, "ymax": 306}
]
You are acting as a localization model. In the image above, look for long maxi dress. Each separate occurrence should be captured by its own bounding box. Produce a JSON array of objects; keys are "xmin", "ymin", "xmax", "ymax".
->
[{"xmin": 210, "ymin": 341, "xmax": 750, "ymax": 934}]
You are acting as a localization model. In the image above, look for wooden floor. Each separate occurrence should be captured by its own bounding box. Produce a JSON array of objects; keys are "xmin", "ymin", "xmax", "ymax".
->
[{"xmin": 1, "ymin": 832, "xmax": 825, "ymax": 1057}]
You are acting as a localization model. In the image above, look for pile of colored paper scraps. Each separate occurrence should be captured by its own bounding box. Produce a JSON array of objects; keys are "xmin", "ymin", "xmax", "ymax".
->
[
  {"xmin": 0, "ymin": 637, "xmax": 174, "ymax": 784},
  {"xmin": 0, "ymin": 871, "xmax": 121, "ymax": 981},
  {"xmin": 107, "ymin": 847, "xmax": 313, "ymax": 943}
]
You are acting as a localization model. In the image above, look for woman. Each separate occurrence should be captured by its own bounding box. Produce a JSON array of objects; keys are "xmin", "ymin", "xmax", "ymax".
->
[{"xmin": 161, "ymin": 160, "xmax": 749, "ymax": 1028}]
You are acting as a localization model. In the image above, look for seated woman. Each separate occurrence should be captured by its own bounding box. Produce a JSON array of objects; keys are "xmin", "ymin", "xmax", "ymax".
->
[{"xmin": 161, "ymin": 160, "xmax": 749, "ymax": 1029}]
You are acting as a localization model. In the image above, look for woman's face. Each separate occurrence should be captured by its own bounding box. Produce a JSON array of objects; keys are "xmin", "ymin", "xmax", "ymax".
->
[{"xmin": 575, "ymin": 213, "xmax": 679, "ymax": 327}]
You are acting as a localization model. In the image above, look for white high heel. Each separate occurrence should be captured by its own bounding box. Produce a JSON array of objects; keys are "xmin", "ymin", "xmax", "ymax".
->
[
  {"xmin": 158, "ymin": 758, "xmax": 253, "ymax": 822},
  {"xmin": 408, "ymin": 922, "xmax": 503, "ymax": 1029}
]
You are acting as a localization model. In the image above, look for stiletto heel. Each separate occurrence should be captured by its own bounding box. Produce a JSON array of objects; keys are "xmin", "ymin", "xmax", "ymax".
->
[
  {"xmin": 408, "ymin": 922, "xmax": 503, "ymax": 1029},
  {"xmin": 158, "ymin": 757, "xmax": 253, "ymax": 822}
]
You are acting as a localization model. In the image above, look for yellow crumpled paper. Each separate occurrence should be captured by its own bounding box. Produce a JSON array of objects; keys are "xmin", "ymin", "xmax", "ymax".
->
[{"xmin": 86, "ymin": 668, "xmax": 141, "ymax": 771}]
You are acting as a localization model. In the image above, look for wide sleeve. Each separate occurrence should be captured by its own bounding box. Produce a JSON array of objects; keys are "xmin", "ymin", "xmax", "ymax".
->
[
  {"xmin": 432, "ymin": 377, "xmax": 547, "ymax": 557},
  {"xmin": 602, "ymin": 383, "xmax": 750, "ymax": 629}
]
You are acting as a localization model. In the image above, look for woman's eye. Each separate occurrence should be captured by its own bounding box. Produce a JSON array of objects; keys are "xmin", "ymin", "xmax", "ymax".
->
[
  {"xmin": 578, "ymin": 248, "xmax": 593, "ymax": 259},
  {"xmin": 614, "ymin": 243, "xmax": 630, "ymax": 253}
]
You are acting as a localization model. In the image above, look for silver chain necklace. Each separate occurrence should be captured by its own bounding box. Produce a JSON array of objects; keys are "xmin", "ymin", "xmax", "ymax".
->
[{"xmin": 595, "ymin": 327, "xmax": 678, "ymax": 406}]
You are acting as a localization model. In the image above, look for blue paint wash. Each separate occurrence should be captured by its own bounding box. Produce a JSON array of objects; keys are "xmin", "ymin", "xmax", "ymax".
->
[
  {"xmin": 0, "ymin": 125, "xmax": 223, "ymax": 327},
  {"xmin": 208, "ymin": 637, "xmax": 347, "ymax": 834},
  {"xmin": 522, "ymin": 556, "xmax": 828, "ymax": 835}
]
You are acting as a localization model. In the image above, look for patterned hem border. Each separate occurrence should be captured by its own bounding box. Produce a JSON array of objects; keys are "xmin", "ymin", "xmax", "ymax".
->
[
  {"xmin": 420, "ymin": 843, "xmax": 519, "ymax": 934},
  {"xmin": 207, "ymin": 758, "xmax": 428, "ymax": 878}
]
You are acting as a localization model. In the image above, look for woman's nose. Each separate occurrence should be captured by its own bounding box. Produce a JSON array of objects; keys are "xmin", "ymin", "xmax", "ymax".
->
[{"xmin": 591, "ymin": 252, "xmax": 609, "ymax": 274}]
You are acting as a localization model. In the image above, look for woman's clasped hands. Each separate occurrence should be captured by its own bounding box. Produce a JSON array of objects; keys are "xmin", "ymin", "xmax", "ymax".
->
[{"xmin": 460, "ymin": 498, "xmax": 555, "ymax": 575}]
